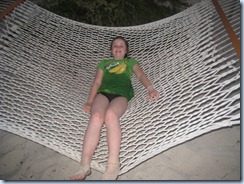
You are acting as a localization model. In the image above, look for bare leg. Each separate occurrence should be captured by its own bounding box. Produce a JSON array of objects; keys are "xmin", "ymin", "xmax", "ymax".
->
[
  {"xmin": 102, "ymin": 96, "xmax": 128, "ymax": 180},
  {"xmin": 70, "ymin": 94, "xmax": 109, "ymax": 180}
]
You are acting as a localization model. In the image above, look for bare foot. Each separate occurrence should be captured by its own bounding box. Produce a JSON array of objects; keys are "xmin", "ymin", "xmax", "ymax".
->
[
  {"xmin": 70, "ymin": 167, "xmax": 91, "ymax": 180},
  {"xmin": 101, "ymin": 163, "xmax": 120, "ymax": 180}
]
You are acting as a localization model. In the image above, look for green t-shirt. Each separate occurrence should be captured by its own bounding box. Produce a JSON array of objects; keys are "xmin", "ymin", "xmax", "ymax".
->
[{"xmin": 97, "ymin": 57, "xmax": 139, "ymax": 101}]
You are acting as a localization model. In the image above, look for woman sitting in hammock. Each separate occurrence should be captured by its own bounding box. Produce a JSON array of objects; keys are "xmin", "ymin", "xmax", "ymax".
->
[{"xmin": 70, "ymin": 36, "xmax": 160, "ymax": 180}]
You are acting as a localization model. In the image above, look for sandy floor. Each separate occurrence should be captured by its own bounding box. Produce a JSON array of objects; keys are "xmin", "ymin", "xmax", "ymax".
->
[{"xmin": 0, "ymin": 125, "xmax": 240, "ymax": 180}]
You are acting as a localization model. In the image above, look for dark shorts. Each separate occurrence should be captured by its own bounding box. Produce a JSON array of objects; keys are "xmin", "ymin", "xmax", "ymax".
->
[{"xmin": 99, "ymin": 92, "xmax": 122, "ymax": 102}]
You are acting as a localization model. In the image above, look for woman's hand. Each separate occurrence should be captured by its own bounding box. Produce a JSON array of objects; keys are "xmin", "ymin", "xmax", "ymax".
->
[
  {"xmin": 83, "ymin": 103, "xmax": 92, "ymax": 114},
  {"xmin": 147, "ymin": 86, "xmax": 160, "ymax": 102}
]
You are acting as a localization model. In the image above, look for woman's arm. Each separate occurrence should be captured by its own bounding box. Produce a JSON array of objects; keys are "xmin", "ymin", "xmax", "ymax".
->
[
  {"xmin": 133, "ymin": 64, "xmax": 160, "ymax": 101},
  {"xmin": 83, "ymin": 68, "xmax": 103, "ymax": 113}
]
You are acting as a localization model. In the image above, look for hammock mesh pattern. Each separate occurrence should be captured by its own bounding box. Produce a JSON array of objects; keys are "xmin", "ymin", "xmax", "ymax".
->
[{"xmin": 0, "ymin": 0, "xmax": 240, "ymax": 174}]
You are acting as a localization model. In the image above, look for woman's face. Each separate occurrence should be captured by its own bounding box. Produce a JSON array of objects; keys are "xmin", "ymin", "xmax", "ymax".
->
[{"xmin": 111, "ymin": 38, "xmax": 127, "ymax": 60}]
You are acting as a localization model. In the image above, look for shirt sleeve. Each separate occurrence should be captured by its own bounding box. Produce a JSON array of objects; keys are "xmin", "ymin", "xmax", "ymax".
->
[
  {"xmin": 127, "ymin": 58, "xmax": 139, "ymax": 70},
  {"xmin": 97, "ymin": 60, "xmax": 105, "ymax": 70}
]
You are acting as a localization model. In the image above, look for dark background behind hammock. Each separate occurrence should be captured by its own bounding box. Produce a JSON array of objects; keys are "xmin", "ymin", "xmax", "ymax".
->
[{"xmin": 29, "ymin": 0, "xmax": 192, "ymax": 27}]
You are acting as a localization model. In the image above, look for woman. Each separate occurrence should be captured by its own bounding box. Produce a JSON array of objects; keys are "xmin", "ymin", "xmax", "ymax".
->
[{"xmin": 70, "ymin": 36, "xmax": 160, "ymax": 180}]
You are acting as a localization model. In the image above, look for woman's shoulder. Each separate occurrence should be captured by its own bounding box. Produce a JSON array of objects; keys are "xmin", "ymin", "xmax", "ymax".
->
[
  {"xmin": 99, "ymin": 58, "xmax": 113, "ymax": 63},
  {"xmin": 125, "ymin": 57, "xmax": 139, "ymax": 65},
  {"xmin": 97, "ymin": 58, "xmax": 114, "ymax": 69},
  {"xmin": 126, "ymin": 57, "xmax": 136, "ymax": 61}
]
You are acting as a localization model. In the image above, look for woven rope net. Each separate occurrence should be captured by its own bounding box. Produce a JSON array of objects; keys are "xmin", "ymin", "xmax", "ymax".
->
[{"xmin": 0, "ymin": 0, "xmax": 240, "ymax": 175}]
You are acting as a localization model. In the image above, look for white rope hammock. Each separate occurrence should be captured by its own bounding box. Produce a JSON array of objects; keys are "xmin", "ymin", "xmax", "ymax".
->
[{"xmin": 0, "ymin": 0, "xmax": 240, "ymax": 175}]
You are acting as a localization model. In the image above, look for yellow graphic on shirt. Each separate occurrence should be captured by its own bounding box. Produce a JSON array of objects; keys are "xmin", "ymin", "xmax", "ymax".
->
[{"xmin": 108, "ymin": 61, "xmax": 126, "ymax": 74}]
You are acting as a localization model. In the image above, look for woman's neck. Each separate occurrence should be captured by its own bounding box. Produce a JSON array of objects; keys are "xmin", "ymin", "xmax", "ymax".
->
[{"xmin": 113, "ymin": 57, "xmax": 125, "ymax": 60}]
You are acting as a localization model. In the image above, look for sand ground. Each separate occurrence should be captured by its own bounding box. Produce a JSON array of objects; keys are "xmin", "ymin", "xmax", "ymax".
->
[{"xmin": 0, "ymin": 125, "xmax": 240, "ymax": 181}]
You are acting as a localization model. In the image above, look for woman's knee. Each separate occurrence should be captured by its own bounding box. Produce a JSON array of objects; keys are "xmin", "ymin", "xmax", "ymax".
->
[
  {"xmin": 104, "ymin": 109, "xmax": 118, "ymax": 124},
  {"xmin": 90, "ymin": 111, "xmax": 105, "ymax": 124}
]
